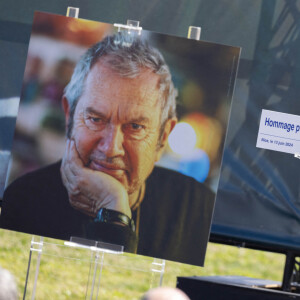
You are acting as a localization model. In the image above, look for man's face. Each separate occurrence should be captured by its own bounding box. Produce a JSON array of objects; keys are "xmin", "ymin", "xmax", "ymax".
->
[{"xmin": 68, "ymin": 60, "xmax": 167, "ymax": 195}]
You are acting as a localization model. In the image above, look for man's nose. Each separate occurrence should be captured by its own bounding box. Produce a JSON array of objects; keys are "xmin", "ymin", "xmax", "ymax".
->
[{"xmin": 97, "ymin": 124, "xmax": 125, "ymax": 157}]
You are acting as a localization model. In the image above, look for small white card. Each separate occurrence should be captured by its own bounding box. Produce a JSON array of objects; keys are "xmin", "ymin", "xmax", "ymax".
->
[{"xmin": 256, "ymin": 109, "xmax": 300, "ymax": 155}]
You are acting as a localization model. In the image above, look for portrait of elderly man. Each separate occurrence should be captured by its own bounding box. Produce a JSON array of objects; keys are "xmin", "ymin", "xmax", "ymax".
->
[{"xmin": 0, "ymin": 32, "xmax": 215, "ymax": 266}]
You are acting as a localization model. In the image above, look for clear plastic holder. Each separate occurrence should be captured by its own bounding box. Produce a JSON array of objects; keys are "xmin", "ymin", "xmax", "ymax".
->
[
  {"xmin": 114, "ymin": 20, "xmax": 143, "ymax": 35},
  {"xmin": 187, "ymin": 26, "xmax": 201, "ymax": 40},
  {"xmin": 23, "ymin": 236, "xmax": 165, "ymax": 299},
  {"xmin": 66, "ymin": 7, "xmax": 79, "ymax": 18},
  {"xmin": 294, "ymin": 153, "xmax": 300, "ymax": 159}
]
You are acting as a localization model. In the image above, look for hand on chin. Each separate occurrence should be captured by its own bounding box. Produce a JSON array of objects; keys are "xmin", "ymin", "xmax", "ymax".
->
[{"xmin": 61, "ymin": 139, "xmax": 131, "ymax": 218}]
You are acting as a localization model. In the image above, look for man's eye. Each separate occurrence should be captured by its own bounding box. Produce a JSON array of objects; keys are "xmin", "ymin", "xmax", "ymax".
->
[
  {"xmin": 85, "ymin": 116, "xmax": 105, "ymax": 124},
  {"xmin": 131, "ymin": 123, "xmax": 143, "ymax": 130},
  {"xmin": 123, "ymin": 123, "xmax": 146, "ymax": 137},
  {"xmin": 84, "ymin": 115, "xmax": 106, "ymax": 131},
  {"xmin": 90, "ymin": 117, "xmax": 102, "ymax": 123}
]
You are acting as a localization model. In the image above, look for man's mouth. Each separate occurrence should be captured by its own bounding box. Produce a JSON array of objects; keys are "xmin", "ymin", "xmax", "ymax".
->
[{"xmin": 89, "ymin": 159, "xmax": 126, "ymax": 179}]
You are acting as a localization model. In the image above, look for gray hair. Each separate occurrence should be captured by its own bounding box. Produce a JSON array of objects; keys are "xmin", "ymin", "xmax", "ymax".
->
[{"xmin": 64, "ymin": 32, "xmax": 177, "ymax": 138}]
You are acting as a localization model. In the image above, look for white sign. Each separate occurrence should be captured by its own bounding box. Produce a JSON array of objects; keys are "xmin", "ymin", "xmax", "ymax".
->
[{"xmin": 256, "ymin": 109, "xmax": 300, "ymax": 155}]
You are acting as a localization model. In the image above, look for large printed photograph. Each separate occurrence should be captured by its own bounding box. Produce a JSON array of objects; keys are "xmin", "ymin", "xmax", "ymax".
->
[{"xmin": 0, "ymin": 12, "xmax": 240, "ymax": 266}]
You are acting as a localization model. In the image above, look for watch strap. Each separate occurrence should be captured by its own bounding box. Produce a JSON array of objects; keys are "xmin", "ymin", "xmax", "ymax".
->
[{"xmin": 95, "ymin": 208, "xmax": 135, "ymax": 232}]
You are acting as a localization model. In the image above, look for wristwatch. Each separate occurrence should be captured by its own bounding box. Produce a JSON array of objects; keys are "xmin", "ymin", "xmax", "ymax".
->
[{"xmin": 94, "ymin": 208, "xmax": 135, "ymax": 232}]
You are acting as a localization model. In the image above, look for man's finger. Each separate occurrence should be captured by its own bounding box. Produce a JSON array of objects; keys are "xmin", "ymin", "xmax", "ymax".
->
[
  {"xmin": 61, "ymin": 139, "xmax": 86, "ymax": 190},
  {"xmin": 61, "ymin": 160, "xmax": 80, "ymax": 194},
  {"xmin": 62, "ymin": 139, "xmax": 82, "ymax": 176},
  {"xmin": 69, "ymin": 140, "xmax": 84, "ymax": 171}
]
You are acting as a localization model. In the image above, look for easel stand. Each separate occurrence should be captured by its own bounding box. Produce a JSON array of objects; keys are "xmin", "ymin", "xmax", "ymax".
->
[{"xmin": 23, "ymin": 236, "xmax": 165, "ymax": 299}]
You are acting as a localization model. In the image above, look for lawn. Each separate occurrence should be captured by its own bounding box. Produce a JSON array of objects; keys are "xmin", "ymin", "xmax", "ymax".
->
[{"xmin": 0, "ymin": 229, "xmax": 285, "ymax": 299}]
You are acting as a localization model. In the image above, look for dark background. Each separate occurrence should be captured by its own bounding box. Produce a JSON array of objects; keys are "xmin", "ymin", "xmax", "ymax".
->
[{"xmin": 0, "ymin": 0, "xmax": 299, "ymax": 254}]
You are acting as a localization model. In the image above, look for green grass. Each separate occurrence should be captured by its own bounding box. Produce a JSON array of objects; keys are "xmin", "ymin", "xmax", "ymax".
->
[{"xmin": 0, "ymin": 229, "xmax": 285, "ymax": 299}]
